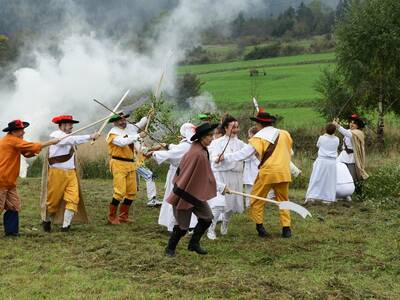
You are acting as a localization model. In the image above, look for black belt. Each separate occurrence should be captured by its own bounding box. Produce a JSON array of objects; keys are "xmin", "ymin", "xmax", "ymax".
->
[{"xmin": 112, "ymin": 156, "xmax": 134, "ymax": 162}]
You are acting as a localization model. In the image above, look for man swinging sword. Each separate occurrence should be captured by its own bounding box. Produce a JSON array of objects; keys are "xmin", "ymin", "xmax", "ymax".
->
[
  {"xmin": 106, "ymin": 112, "xmax": 147, "ymax": 224},
  {"xmin": 41, "ymin": 115, "xmax": 100, "ymax": 232},
  {"xmin": 218, "ymin": 109, "xmax": 293, "ymax": 238}
]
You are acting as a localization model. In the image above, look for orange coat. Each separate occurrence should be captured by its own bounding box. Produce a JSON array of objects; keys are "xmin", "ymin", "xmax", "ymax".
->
[{"xmin": 0, "ymin": 134, "xmax": 42, "ymax": 189}]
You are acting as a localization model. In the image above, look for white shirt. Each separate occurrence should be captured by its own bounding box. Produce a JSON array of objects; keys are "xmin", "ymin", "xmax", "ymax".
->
[
  {"xmin": 223, "ymin": 126, "xmax": 280, "ymax": 163},
  {"xmin": 49, "ymin": 130, "xmax": 91, "ymax": 169},
  {"xmin": 209, "ymin": 135, "xmax": 247, "ymax": 172},
  {"xmin": 243, "ymin": 154, "xmax": 259, "ymax": 185},
  {"xmin": 317, "ymin": 134, "xmax": 339, "ymax": 159},
  {"xmin": 337, "ymin": 126, "xmax": 355, "ymax": 163},
  {"xmin": 107, "ymin": 123, "xmax": 142, "ymax": 147},
  {"xmin": 152, "ymin": 140, "xmax": 191, "ymax": 167}
]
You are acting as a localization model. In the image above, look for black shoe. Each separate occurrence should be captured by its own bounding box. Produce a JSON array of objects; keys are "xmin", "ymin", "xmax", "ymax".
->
[
  {"xmin": 165, "ymin": 225, "xmax": 187, "ymax": 257},
  {"xmin": 188, "ymin": 243, "xmax": 208, "ymax": 255},
  {"xmin": 5, "ymin": 232, "xmax": 20, "ymax": 237},
  {"xmin": 165, "ymin": 247, "xmax": 175, "ymax": 257},
  {"xmin": 256, "ymin": 224, "xmax": 268, "ymax": 237},
  {"xmin": 60, "ymin": 226, "xmax": 70, "ymax": 232},
  {"xmin": 42, "ymin": 221, "xmax": 51, "ymax": 232},
  {"xmin": 282, "ymin": 226, "xmax": 292, "ymax": 238}
]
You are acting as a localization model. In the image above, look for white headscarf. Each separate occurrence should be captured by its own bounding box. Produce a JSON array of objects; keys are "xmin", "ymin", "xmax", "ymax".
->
[{"xmin": 180, "ymin": 123, "xmax": 196, "ymax": 142}]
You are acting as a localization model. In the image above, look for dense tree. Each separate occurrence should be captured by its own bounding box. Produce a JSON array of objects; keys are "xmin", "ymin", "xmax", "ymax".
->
[{"xmin": 317, "ymin": 0, "xmax": 400, "ymax": 147}]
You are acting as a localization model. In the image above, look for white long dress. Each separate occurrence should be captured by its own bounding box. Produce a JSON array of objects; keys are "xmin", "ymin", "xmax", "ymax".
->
[
  {"xmin": 209, "ymin": 135, "xmax": 246, "ymax": 214},
  {"xmin": 306, "ymin": 134, "xmax": 339, "ymax": 202},
  {"xmin": 336, "ymin": 162, "xmax": 355, "ymax": 198},
  {"xmin": 153, "ymin": 140, "xmax": 197, "ymax": 231}
]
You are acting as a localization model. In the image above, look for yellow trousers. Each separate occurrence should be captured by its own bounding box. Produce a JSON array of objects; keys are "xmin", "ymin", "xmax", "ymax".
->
[
  {"xmin": 112, "ymin": 169, "xmax": 137, "ymax": 201},
  {"xmin": 47, "ymin": 168, "xmax": 79, "ymax": 213},
  {"xmin": 249, "ymin": 181, "xmax": 291, "ymax": 227}
]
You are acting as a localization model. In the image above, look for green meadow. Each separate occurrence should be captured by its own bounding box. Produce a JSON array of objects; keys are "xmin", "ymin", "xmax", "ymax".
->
[
  {"xmin": 1, "ymin": 178, "xmax": 399, "ymax": 299},
  {"xmin": 179, "ymin": 52, "xmax": 336, "ymax": 128}
]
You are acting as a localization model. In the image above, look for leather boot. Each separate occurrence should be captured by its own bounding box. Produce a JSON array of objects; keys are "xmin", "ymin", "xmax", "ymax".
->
[
  {"xmin": 4, "ymin": 210, "xmax": 19, "ymax": 236},
  {"xmin": 42, "ymin": 221, "xmax": 51, "ymax": 232},
  {"xmin": 165, "ymin": 225, "xmax": 187, "ymax": 257},
  {"xmin": 108, "ymin": 200, "xmax": 120, "ymax": 225},
  {"xmin": 282, "ymin": 226, "xmax": 292, "ymax": 238},
  {"xmin": 119, "ymin": 199, "xmax": 133, "ymax": 223},
  {"xmin": 256, "ymin": 223, "xmax": 268, "ymax": 237},
  {"xmin": 188, "ymin": 218, "xmax": 212, "ymax": 255}
]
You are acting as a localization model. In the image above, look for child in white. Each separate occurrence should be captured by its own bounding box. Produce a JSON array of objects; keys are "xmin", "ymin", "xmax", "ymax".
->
[{"xmin": 305, "ymin": 123, "xmax": 339, "ymax": 203}]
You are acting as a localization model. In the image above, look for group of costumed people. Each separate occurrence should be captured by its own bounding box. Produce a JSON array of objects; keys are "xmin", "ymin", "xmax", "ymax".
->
[{"xmin": 0, "ymin": 107, "xmax": 368, "ymax": 258}]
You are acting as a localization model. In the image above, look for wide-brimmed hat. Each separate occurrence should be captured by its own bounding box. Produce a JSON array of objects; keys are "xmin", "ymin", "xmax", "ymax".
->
[
  {"xmin": 52, "ymin": 115, "xmax": 79, "ymax": 124},
  {"xmin": 349, "ymin": 114, "xmax": 366, "ymax": 129},
  {"xmin": 190, "ymin": 122, "xmax": 219, "ymax": 141},
  {"xmin": 109, "ymin": 113, "xmax": 130, "ymax": 123},
  {"xmin": 2, "ymin": 119, "xmax": 30, "ymax": 132},
  {"xmin": 250, "ymin": 109, "xmax": 277, "ymax": 124}
]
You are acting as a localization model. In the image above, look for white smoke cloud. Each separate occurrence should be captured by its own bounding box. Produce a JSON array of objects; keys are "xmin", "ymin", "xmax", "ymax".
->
[{"xmin": 0, "ymin": 0, "xmax": 265, "ymax": 139}]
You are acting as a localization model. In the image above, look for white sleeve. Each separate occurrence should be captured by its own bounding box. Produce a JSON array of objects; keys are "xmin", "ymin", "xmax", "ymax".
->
[
  {"xmin": 316, "ymin": 136, "xmax": 321, "ymax": 148},
  {"xmin": 216, "ymin": 181, "xmax": 226, "ymax": 194},
  {"xmin": 112, "ymin": 134, "xmax": 140, "ymax": 147},
  {"xmin": 224, "ymin": 144, "xmax": 256, "ymax": 162},
  {"xmin": 338, "ymin": 126, "xmax": 352, "ymax": 138},
  {"xmin": 152, "ymin": 143, "xmax": 187, "ymax": 165},
  {"xmin": 57, "ymin": 135, "xmax": 91, "ymax": 146},
  {"xmin": 135, "ymin": 117, "xmax": 148, "ymax": 130}
]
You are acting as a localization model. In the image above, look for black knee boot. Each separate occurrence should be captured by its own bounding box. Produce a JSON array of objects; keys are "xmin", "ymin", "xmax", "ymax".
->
[
  {"xmin": 4, "ymin": 210, "xmax": 19, "ymax": 236},
  {"xmin": 165, "ymin": 225, "xmax": 187, "ymax": 257},
  {"xmin": 188, "ymin": 218, "xmax": 212, "ymax": 255}
]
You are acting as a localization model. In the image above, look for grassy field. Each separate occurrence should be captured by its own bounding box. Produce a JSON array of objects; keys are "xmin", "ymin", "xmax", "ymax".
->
[
  {"xmin": 178, "ymin": 52, "xmax": 335, "ymax": 129},
  {"xmin": 179, "ymin": 52, "xmax": 335, "ymax": 75},
  {"xmin": 1, "ymin": 178, "xmax": 399, "ymax": 299}
]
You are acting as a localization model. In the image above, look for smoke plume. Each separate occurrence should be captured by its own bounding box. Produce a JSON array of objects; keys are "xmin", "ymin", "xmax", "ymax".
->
[{"xmin": 0, "ymin": 0, "xmax": 264, "ymax": 139}]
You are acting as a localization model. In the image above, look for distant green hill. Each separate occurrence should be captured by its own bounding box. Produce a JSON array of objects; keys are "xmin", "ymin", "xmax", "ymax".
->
[{"xmin": 178, "ymin": 52, "xmax": 335, "ymax": 127}]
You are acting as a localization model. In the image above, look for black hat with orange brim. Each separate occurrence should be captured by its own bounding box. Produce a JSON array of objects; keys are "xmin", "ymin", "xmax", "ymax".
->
[{"xmin": 2, "ymin": 119, "xmax": 30, "ymax": 132}]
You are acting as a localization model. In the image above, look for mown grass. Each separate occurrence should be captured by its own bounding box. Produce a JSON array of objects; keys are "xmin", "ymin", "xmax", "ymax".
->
[
  {"xmin": 1, "ymin": 178, "xmax": 399, "ymax": 299},
  {"xmin": 200, "ymin": 62, "xmax": 333, "ymax": 106}
]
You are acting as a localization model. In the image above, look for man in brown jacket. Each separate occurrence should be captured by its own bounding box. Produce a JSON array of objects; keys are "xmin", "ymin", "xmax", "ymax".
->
[{"xmin": 165, "ymin": 123, "xmax": 226, "ymax": 257}]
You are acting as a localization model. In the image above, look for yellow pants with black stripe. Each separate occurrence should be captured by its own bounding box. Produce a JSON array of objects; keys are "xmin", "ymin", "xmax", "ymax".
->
[
  {"xmin": 249, "ymin": 181, "xmax": 291, "ymax": 227},
  {"xmin": 110, "ymin": 159, "xmax": 137, "ymax": 201},
  {"xmin": 47, "ymin": 168, "xmax": 80, "ymax": 213}
]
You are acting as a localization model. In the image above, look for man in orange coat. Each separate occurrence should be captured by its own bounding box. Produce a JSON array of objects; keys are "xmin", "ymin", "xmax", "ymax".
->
[{"xmin": 0, "ymin": 120, "xmax": 58, "ymax": 236}]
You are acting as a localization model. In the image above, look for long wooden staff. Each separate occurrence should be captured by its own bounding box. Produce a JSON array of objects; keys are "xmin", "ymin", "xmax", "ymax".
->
[
  {"xmin": 91, "ymin": 89, "xmax": 130, "ymax": 144},
  {"xmin": 217, "ymin": 122, "xmax": 235, "ymax": 162},
  {"xmin": 59, "ymin": 112, "xmax": 122, "ymax": 141},
  {"xmin": 93, "ymin": 99, "xmax": 165, "ymax": 145}
]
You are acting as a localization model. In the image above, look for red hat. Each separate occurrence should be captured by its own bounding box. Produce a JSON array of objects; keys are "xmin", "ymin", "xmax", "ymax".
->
[
  {"xmin": 349, "ymin": 114, "xmax": 365, "ymax": 129},
  {"xmin": 2, "ymin": 119, "xmax": 30, "ymax": 132},
  {"xmin": 250, "ymin": 108, "xmax": 277, "ymax": 124},
  {"xmin": 52, "ymin": 115, "xmax": 79, "ymax": 124}
]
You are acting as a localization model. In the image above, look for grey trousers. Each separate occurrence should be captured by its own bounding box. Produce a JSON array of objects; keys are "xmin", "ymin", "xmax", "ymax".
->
[
  {"xmin": 173, "ymin": 201, "xmax": 213, "ymax": 230},
  {"xmin": 345, "ymin": 163, "xmax": 358, "ymax": 182}
]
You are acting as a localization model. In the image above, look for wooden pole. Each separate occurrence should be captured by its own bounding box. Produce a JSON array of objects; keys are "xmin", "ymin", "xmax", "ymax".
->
[
  {"xmin": 60, "ymin": 111, "xmax": 122, "ymax": 140},
  {"xmin": 91, "ymin": 89, "xmax": 130, "ymax": 144}
]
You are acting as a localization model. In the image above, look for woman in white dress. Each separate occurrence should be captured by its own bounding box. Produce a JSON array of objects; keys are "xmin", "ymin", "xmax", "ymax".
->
[
  {"xmin": 209, "ymin": 115, "xmax": 246, "ymax": 236},
  {"xmin": 305, "ymin": 123, "xmax": 339, "ymax": 203},
  {"xmin": 336, "ymin": 162, "xmax": 355, "ymax": 200},
  {"xmin": 151, "ymin": 123, "xmax": 197, "ymax": 232}
]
